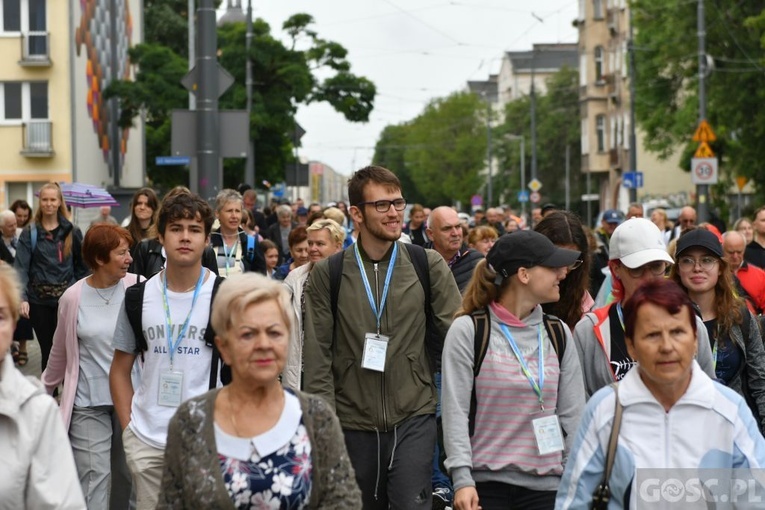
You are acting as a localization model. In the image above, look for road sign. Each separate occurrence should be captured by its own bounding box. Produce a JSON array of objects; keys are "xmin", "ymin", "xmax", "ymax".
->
[
  {"xmin": 694, "ymin": 141, "xmax": 715, "ymax": 158},
  {"xmin": 181, "ymin": 64, "xmax": 235, "ymax": 98},
  {"xmin": 528, "ymin": 178, "xmax": 542, "ymax": 192},
  {"xmin": 692, "ymin": 120, "xmax": 716, "ymax": 143},
  {"xmin": 517, "ymin": 190, "xmax": 529, "ymax": 203},
  {"xmin": 529, "ymin": 191, "xmax": 541, "ymax": 203},
  {"xmin": 156, "ymin": 156, "xmax": 191, "ymax": 166},
  {"xmin": 471, "ymin": 194, "xmax": 483, "ymax": 206},
  {"xmin": 691, "ymin": 158, "xmax": 719, "ymax": 185},
  {"xmin": 581, "ymin": 193, "xmax": 599, "ymax": 201},
  {"xmin": 736, "ymin": 176, "xmax": 749, "ymax": 191},
  {"xmin": 622, "ymin": 171, "xmax": 644, "ymax": 189}
]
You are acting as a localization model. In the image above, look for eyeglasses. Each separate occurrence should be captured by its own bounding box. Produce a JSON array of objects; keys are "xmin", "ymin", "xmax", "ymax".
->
[
  {"xmin": 568, "ymin": 259, "xmax": 584, "ymax": 271},
  {"xmin": 677, "ymin": 255, "xmax": 718, "ymax": 271},
  {"xmin": 356, "ymin": 198, "xmax": 407, "ymax": 213},
  {"xmin": 624, "ymin": 260, "xmax": 668, "ymax": 278}
]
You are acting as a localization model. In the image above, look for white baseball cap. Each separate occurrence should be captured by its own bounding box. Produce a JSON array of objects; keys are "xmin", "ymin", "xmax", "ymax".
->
[{"xmin": 609, "ymin": 218, "xmax": 674, "ymax": 268}]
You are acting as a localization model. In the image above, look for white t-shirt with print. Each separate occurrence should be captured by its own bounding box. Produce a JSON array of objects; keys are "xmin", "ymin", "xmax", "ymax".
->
[{"xmin": 113, "ymin": 268, "xmax": 219, "ymax": 449}]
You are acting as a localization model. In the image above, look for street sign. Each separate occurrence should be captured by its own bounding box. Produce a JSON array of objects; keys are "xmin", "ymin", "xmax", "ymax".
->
[
  {"xmin": 471, "ymin": 194, "xmax": 483, "ymax": 206},
  {"xmin": 517, "ymin": 190, "xmax": 529, "ymax": 203},
  {"xmin": 181, "ymin": 64, "xmax": 235, "ymax": 98},
  {"xmin": 692, "ymin": 120, "xmax": 716, "ymax": 143},
  {"xmin": 529, "ymin": 191, "xmax": 541, "ymax": 203},
  {"xmin": 581, "ymin": 193, "xmax": 599, "ymax": 201},
  {"xmin": 694, "ymin": 141, "xmax": 715, "ymax": 158},
  {"xmin": 691, "ymin": 158, "xmax": 719, "ymax": 185},
  {"xmin": 622, "ymin": 171, "xmax": 644, "ymax": 189},
  {"xmin": 528, "ymin": 178, "xmax": 543, "ymax": 192},
  {"xmin": 736, "ymin": 176, "xmax": 749, "ymax": 191},
  {"xmin": 171, "ymin": 110, "xmax": 249, "ymax": 158},
  {"xmin": 156, "ymin": 156, "xmax": 191, "ymax": 166}
]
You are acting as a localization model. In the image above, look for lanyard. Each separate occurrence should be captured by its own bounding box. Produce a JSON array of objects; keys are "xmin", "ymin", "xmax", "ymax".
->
[
  {"xmin": 162, "ymin": 268, "xmax": 205, "ymax": 369},
  {"xmin": 222, "ymin": 236, "xmax": 239, "ymax": 276},
  {"xmin": 499, "ymin": 323, "xmax": 546, "ymax": 410},
  {"xmin": 354, "ymin": 242, "xmax": 398, "ymax": 334}
]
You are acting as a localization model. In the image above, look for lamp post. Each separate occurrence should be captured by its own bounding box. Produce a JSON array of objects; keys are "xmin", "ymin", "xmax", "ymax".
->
[
  {"xmin": 244, "ymin": 0, "xmax": 255, "ymax": 187},
  {"xmin": 506, "ymin": 134, "xmax": 526, "ymax": 221}
]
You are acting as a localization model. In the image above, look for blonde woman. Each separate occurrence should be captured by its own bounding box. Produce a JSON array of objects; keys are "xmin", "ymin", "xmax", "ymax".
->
[
  {"xmin": 14, "ymin": 182, "xmax": 88, "ymax": 371},
  {"xmin": 282, "ymin": 219, "xmax": 345, "ymax": 390}
]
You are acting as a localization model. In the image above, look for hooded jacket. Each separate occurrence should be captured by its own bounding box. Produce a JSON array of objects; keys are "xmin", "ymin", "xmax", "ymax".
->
[{"xmin": 0, "ymin": 353, "xmax": 85, "ymax": 509}]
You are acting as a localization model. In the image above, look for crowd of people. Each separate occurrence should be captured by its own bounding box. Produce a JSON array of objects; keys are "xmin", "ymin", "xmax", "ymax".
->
[{"xmin": 4, "ymin": 173, "xmax": 765, "ymax": 509}]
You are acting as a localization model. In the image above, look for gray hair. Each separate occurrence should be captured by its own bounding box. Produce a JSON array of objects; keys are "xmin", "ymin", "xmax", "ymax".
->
[
  {"xmin": 0, "ymin": 210, "xmax": 15, "ymax": 227},
  {"xmin": 276, "ymin": 205, "xmax": 292, "ymax": 218},
  {"xmin": 214, "ymin": 189, "xmax": 243, "ymax": 212}
]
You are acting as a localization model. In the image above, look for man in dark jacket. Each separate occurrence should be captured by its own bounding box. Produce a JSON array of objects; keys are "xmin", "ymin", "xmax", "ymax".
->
[{"xmin": 427, "ymin": 206, "xmax": 483, "ymax": 293}]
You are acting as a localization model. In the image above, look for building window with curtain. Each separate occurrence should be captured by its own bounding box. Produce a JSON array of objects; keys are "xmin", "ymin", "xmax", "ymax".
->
[
  {"xmin": 594, "ymin": 46, "xmax": 604, "ymax": 82},
  {"xmin": 596, "ymin": 115, "xmax": 606, "ymax": 153}
]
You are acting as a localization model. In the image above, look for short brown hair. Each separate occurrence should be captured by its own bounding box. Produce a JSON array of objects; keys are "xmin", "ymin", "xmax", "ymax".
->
[
  {"xmin": 157, "ymin": 189, "xmax": 214, "ymax": 236},
  {"xmin": 347, "ymin": 165, "xmax": 401, "ymax": 207},
  {"xmin": 82, "ymin": 224, "xmax": 133, "ymax": 270},
  {"xmin": 288, "ymin": 226, "xmax": 308, "ymax": 248}
]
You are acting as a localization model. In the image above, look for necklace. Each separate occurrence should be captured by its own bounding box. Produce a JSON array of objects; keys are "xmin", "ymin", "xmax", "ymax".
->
[
  {"xmin": 94, "ymin": 283, "xmax": 118, "ymax": 305},
  {"xmin": 228, "ymin": 388, "xmax": 243, "ymax": 437}
]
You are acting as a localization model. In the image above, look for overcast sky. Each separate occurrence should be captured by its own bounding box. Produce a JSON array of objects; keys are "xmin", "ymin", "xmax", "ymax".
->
[{"xmin": 226, "ymin": 0, "xmax": 579, "ymax": 176}]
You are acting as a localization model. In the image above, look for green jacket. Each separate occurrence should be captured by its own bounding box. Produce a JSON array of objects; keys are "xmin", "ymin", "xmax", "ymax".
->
[{"xmin": 303, "ymin": 240, "xmax": 461, "ymax": 431}]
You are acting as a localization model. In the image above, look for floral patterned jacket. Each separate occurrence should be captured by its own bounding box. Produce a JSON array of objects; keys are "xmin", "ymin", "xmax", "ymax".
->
[{"xmin": 157, "ymin": 388, "xmax": 362, "ymax": 509}]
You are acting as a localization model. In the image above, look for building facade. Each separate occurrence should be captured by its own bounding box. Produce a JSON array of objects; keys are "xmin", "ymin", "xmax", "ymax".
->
[
  {"xmin": 0, "ymin": 0, "xmax": 144, "ymax": 215},
  {"xmin": 577, "ymin": 0, "xmax": 691, "ymax": 210}
]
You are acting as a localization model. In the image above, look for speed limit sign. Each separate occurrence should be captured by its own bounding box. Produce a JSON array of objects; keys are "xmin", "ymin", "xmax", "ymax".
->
[{"xmin": 691, "ymin": 158, "xmax": 718, "ymax": 185}]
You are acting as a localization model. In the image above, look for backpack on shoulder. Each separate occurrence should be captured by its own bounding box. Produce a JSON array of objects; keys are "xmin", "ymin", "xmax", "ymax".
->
[{"xmin": 123, "ymin": 274, "xmax": 230, "ymax": 388}]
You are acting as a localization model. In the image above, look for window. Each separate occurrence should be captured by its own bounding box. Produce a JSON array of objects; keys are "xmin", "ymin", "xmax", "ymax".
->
[
  {"xmin": 1, "ymin": 0, "xmax": 45, "ymax": 34},
  {"xmin": 0, "ymin": 81, "xmax": 48, "ymax": 121},
  {"xmin": 593, "ymin": 0, "xmax": 603, "ymax": 19},
  {"xmin": 594, "ymin": 46, "xmax": 604, "ymax": 82},
  {"xmin": 596, "ymin": 115, "xmax": 606, "ymax": 152},
  {"xmin": 580, "ymin": 53, "xmax": 587, "ymax": 86},
  {"xmin": 581, "ymin": 118, "xmax": 589, "ymax": 155},
  {"xmin": 2, "ymin": 0, "xmax": 20, "ymax": 31}
]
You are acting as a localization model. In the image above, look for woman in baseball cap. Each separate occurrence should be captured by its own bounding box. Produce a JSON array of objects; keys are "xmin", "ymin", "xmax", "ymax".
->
[
  {"xmin": 441, "ymin": 230, "xmax": 586, "ymax": 510},
  {"xmin": 669, "ymin": 228, "xmax": 765, "ymax": 432}
]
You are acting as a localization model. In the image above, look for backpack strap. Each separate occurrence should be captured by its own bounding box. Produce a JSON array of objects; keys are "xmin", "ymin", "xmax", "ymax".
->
[
  {"xmin": 208, "ymin": 275, "xmax": 228, "ymax": 389},
  {"xmin": 328, "ymin": 251, "xmax": 345, "ymax": 318},
  {"xmin": 246, "ymin": 234, "xmax": 255, "ymax": 262},
  {"xmin": 30, "ymin": 223, "xmax": 37, "ymax": 253},
  {"xmin": 403, "ymin": 243, "xmax": 444, "ymax": 372},
  {"xmin": 469, "ymin": 308, "xmax": 491, "ymax": 437},
  {"xmin": 543, "ymin": 314, "xmax": 567, "ymax": 365},
  {"xmin": 592, "ymin": 383, "xmax": 623, "ymax": 510},
  {"xmin": 124, "ymin": 279, "xmax": 149, "ymax": 359}
]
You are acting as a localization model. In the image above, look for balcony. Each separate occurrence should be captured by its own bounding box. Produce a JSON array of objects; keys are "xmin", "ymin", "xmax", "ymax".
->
[
  {"xmin": 20, "ymin": 121, "xmax": 54, "ymax": 157},
  {"xmin": 19, "ymin": 32, "xmax": 51, "ymax": 66}
]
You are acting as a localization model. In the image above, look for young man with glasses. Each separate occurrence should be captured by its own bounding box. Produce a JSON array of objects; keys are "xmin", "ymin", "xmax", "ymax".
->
[
  {"xmin": 303, "ymin": 166, "xmax": 462, "ymax": 510},
  {"xmin": 572, "ymin": 218, "xmax": 715, "ymax": 398}
]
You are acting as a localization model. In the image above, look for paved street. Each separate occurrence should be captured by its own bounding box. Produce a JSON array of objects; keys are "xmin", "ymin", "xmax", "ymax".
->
[{"xmin": 17, "ymin": 340, "xmax": 42, "ymax": 379}]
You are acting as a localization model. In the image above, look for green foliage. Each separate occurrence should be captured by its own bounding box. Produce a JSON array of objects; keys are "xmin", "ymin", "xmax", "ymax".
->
[
  {"xmin": 632, "ymin": 0, "xmax": 765, "ymax": 204},
  {"xmin": 373, "ymin": 92, "xmax": 486, "ymax": 208},
  {"xmin": 105, "ymin": 11, "xmax": 375, "ymax": 190},
  {"xmin": 494, "ymin": 67, "xmax": 582, "ymax": 210}
]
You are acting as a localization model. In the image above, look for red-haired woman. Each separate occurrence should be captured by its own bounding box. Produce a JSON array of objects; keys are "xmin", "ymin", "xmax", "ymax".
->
[
  {"xmin": 14, "ymin": 182, "xmax": 88, "ymax": 372},
  {"xmin": 41, "ymin": 224, "xmax": 140, "ymax": 508}
]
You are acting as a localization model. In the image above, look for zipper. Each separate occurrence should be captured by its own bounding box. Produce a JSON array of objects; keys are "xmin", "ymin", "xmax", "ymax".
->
[{"xmin": 374, "ymin": 262, "xmax": 388, "ymax": 431}]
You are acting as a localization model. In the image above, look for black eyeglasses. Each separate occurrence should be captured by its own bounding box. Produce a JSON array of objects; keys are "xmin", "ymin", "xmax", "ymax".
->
[
  {"xmin": 568, "ymin": 259, "xmax": 584, "ymax": 271},
  {"xmin": 356, "ymin": 198, "xmax": 407, "ymax": 213}
]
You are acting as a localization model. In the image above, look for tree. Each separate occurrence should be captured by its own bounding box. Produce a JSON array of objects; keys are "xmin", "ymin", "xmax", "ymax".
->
[
  {"xmin": 374, "ymin": 92, "xmax": 486, "ymax": 208},
  {"xmin": 494, "ymin": 66, "xmax": 582, "ymax": 211},
  {"xmin": 105, "ymin": 12, "xmax": 375, "ymax": 190},
  {"xmin": 632, "ymin": 0, "xmax": 765, "ymax": 205}
]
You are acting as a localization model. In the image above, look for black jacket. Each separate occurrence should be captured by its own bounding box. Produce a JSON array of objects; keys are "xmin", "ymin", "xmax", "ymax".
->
[
  {"xmin": 451, "ymin": 246, "xmax": 484, "ymax": 293},
  {"xmin": 264, "ymin": 222, "xmax": 297, "ymax": 264},
  {"xmin": 129, "ymin": 238, "xmax": 219, "ymax": 279},
  {"xmin": 13, "ymin": 215, "xmax": 88, "ymax": 305},
  {"xmin": 0, "ymin": 239, "xmax": 14, "ymax": 265},
  {"xmin": 208, "ymin": 228, "xmax": 266, "ymax": 275}
]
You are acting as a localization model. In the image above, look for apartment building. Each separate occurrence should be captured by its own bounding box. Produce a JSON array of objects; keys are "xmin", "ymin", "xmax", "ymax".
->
[
  {"xmin": 0, "ymin": 0, "xmax": 144, "ymax": 212},
  {"xmin": 577, "ymin": 0, "xmax": 690, "ymax": 209}
]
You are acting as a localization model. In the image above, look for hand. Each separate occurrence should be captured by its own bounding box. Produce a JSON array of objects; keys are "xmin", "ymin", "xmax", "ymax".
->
[
  {"xmin": 19, "ymin": 301, "xmax": 29, "ymax": 319},
  {"xmin": 454, "ymin": 486, "xmax": 481, "ymax": 510}
]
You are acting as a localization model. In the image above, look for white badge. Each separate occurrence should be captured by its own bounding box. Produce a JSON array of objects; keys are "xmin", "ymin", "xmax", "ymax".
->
[
  {"xmin": 158, "ymin": 371, "xmax": 184, "ymax": 407},
  {"xmin": 532, "ymin": 414, "xmax": 565, "ymax": 455},
  {"xmin": 362, "ymin": 333, "xmax": 389, "ymax": 372}
]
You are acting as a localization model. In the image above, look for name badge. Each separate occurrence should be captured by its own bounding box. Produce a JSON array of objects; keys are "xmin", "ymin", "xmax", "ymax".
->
[
  {"xmin": 532, "ymin": 414, "xmax": 565, "ymax": 455},
  {"xmin": 158, "ymin": 370, "xmax": 184, "ymax": 407},
  {"xmin": 362, "ymin": 333, "xmax": 389, "ymax": 372}
]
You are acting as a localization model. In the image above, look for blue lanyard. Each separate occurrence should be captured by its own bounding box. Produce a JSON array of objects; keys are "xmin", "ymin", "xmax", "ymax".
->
[
  {"xmin": 354, "ymin": 242, "xmax": 398, "ymax": 334},
  {"xmin": 162, "ymin": 269, "xmax": 205, "ymax": 369},
  {"xmin": 499, "ymin": 323, "xmax": 546, "ymax": 410},
  {"xmin": 221, "ymin": 236, "xmax": 239, "ymax": 276}
]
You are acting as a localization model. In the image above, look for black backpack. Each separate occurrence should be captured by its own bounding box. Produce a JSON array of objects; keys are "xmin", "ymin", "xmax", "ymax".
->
[
  {"xmin": 468, "ymin": 308, "xmax": 567, "ymax": 437},
  {"xmin": 328, "ymin": 243, "xmax": 444, "ymax": 373},
  {"xmin": 123, "ymin": 274, "xmax": 230, "ymax": 389}
]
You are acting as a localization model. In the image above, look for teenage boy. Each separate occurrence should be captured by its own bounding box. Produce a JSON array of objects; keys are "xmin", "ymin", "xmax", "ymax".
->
[{"xmin": 110, "ymin": 189, "xmax": 224, "ymax": 510}]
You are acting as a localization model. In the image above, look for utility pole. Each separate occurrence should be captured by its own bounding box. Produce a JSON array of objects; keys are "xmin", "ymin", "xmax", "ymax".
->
[
  {"xmin": 197, "ymin": 0, "xmax": 221, "ymax": 202},
  {"xmin": 530, "ymin": 62, "xmax": 538, "ymax": 182},
  {"xmin": 628, "ymin": 8, "xmax": 638, "ymax": 204},
  {"xmin": 486, "ymin": 96, "xmax": 493, "ymax": 207},
  {"xmin": 696, "ymin": 0, "xmax": 709, "ymax": 222},
  {"xmin": 188, "ymin": 0, "xmax": 197, "ymax": 191},
  {"xmin": 244, "ymin": 0, "xmax": 255, "ymax": 187},
  {"xmin": 506, "ymin": 135, "xmax": 525, "ymax": 220}
]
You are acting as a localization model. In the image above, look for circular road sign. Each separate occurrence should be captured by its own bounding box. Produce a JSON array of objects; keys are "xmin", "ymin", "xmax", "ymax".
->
[{"xmin": 530, "ymin": 191, "xmax": 541, "ymax": 203}]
